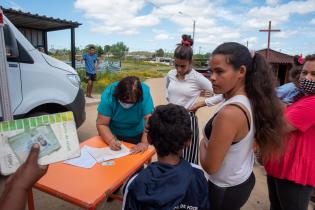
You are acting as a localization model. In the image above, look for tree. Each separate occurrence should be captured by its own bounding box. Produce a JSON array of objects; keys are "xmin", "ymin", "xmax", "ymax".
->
[
  {"xmin": 155, "ymin": 48, "xmax": 164, "ymax": 57},
  {"xmin": 109, "ymin": 42, "xmax": 129, "ymax": 60},
  {"xmin": 104, "ymin": 45, "xmax": 111, "ymax": 54},
  {"xmin": 96, "ymin": 45, "xmax": 104, "ymax": 55},
  {"xmin": 84, "ymin": 44, "xmax": 104, "ymax": 55}
]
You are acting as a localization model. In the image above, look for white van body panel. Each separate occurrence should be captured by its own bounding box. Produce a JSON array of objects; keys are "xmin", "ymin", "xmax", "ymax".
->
[
  {"xmin": 41, "ymin": 53, "xmax": 77, "ymax": 74},
  {"xmin": 14, "ymin": 49, "xmax": 78, "ymax": 115}
]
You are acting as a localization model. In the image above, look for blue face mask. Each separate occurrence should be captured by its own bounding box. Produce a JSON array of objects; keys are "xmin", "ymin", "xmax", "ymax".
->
[{"xmin": 118, "ymin": 100, "xmax": 134, "ymax": 109}]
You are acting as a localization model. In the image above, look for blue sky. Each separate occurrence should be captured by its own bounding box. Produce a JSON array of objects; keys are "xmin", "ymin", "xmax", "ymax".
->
[{"xmin": 1, "ymin": 0, "xmax": 315, "ymax": 55}]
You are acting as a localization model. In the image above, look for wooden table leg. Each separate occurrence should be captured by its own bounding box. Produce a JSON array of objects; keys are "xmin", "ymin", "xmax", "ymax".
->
[{"xmin": 27, "ymin": 189, "xmax": 35, "ymax": 210}]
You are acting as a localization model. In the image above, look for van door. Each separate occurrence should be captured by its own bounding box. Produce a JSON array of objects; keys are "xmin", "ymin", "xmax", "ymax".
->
[{"xmin": 0, "ymin": 24, "xmax": 22, "ymax": 119}]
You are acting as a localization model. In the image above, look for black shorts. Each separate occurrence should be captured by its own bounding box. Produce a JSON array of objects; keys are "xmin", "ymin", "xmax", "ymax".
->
[{"xmin": 86, "ymin": 73, "xmax": 96, "ymax": 81}]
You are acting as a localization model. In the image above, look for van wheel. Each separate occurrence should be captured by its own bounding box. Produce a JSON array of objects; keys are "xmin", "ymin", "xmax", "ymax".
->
[{"xmin": 26, "ymin": 111, "xmax": 50, "ymax": 118}]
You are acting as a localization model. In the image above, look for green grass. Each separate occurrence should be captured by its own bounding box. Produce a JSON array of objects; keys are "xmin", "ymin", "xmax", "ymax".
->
[{"xmin": 78, "ymin": 60, "xmax": 171, "ymax": 94}]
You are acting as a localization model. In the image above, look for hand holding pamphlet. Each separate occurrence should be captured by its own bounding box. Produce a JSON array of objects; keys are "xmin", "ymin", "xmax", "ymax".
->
[{"xmin": 0, "ymin": 112, "xmax": 80, "ymax": 175}]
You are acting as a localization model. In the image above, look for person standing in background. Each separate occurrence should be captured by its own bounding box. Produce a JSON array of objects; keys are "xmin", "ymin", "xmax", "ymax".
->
[
  {"xmin": 165, "ymin": 34, "xmax": 220, "ymax": 164},
  {"xmin": 82, "ymin": 46, "xmax": 99, "ymax": 98}
]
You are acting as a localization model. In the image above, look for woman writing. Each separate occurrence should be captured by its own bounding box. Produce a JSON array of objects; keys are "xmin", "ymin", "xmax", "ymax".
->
[{"xmin": 96, "ymin": 76, "xmax": 154, "ymax": 153}]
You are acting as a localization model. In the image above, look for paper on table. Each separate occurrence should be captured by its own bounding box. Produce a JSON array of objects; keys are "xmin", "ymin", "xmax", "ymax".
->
[
  {"xmin": 85, "ymin": 144, "xmax": 130, "ymax": 163},
  {"xmin": 64, "ymin": 146, "xmax": 96, "ymax": 169}
]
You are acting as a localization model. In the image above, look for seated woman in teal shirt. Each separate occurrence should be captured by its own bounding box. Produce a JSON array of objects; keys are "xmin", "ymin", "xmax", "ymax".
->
[{"xmin": 96, "ymin": 76, "xmax": 154, "ymax": 153}]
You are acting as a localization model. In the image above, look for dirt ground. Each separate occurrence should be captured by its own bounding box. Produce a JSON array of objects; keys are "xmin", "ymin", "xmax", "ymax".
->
[{"xmin": 0, "ymin": 78, "xmax": 313, "ymax": 210}]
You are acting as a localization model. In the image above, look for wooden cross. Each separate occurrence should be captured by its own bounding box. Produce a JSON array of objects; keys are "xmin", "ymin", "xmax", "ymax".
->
[{"xmin": 259, "ymin": 21, "xmax": 280, "ymax": 59}]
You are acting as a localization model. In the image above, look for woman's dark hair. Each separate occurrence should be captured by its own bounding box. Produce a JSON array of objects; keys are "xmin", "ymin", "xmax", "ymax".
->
[
  {"xmin": 304, "ymin": 54, "xmax": 315, "ymax": 63},
  {"xmin": 113, "ymin": 76, "xmax": 143, "ymax": 103},
  {"xmin": 289, "ymin": 67, "xmax": 302, "ymax": 83},
  {"xmin": 174, "ymin": 34, "xmax": 194, "ymax": 61},
  {"xmin": 212, "ymin": 42, "xmax": 285, "ymax": 160},
  {"xmin": 289, "ymin": 55, "xmax": 304, "ymax": 82},
  {"xmin": 147, "ymin": 104, "xmax": 192, "ymax": 157}
]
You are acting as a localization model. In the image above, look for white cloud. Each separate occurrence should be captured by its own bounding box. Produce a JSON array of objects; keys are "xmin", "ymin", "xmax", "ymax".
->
[
  {"xmin": 73, "ymin": 0, "xmax": 315, "ymax": 53},
  {"xmin": 241, "ymin": 36, "xmax": 257, "ymax": 48},
  {"xmin": 152, "ymin": 29, "xmax": 175, "ymax": 40},
  {"xmin": 274, "ymin": 30, "xmax": 298, "ymax": 38},
  {"xmin": 266, "ymin": 0, "xmax": 280, "ymax": 6},
  {"xmin": 154, "ymin": 33, "xmax": 174, "ymax": 40},
  {"xmin": 75, "ymin": 0, "xmax": 159, "ymax": 35},
  {"xmin": 240, "ymin": 0, "xmax": 252, "ymax": 4},
  {"xmin": 243, "ymin": 0, "xmax": 315, "ymax": 29}
]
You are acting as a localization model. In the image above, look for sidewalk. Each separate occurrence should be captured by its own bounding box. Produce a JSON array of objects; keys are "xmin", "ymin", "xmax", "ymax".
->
[{"xmin": 85, "ymin": 95, "xmax": 101, "ymax": 106}]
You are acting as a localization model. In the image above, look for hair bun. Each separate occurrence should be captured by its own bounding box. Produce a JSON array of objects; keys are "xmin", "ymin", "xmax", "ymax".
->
[
  {"xmin": 181, "ymin": 34, "xmax": 193, "ymax": 47},
  {"xmin": 293, "ymin": 55, "xmax": 304, "ymax": 66}
]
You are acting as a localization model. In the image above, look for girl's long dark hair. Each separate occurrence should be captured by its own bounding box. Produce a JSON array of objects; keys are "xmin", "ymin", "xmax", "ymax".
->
[{"xmin": 213, "ymin": 42, "xmax": 285, "ymax": 160}]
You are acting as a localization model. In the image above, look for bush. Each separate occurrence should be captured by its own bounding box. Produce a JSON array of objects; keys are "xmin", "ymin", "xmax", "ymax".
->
[{"xmin": 77, "ymin": 69, "xmax": 165, "ymax": 94}]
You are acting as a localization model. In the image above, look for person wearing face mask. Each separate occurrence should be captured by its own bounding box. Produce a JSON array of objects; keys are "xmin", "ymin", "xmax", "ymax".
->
[
  {"xmin": 264, "ymin": 54, "xmax": 315, "ymax": 210},
  {"xmin": 96, "ymin": 76, "xmax": 154, "ymax": 154}
]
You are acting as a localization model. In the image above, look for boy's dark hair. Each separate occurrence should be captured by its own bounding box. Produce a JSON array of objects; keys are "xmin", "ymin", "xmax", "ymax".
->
[
  {"xmin": 113, "ymin": 76, "xmax": 143, "ymax": 103},
  {"xmin": 89, "ymin": 46, "xmax": 95, "ymax": 50},
  {"xmin": 174, "ymin": 34, "xmax": 194, "ymax": 61},
  {"xmin": 147, "ymin": 104, "xmax": 192, "ymax": 157}
]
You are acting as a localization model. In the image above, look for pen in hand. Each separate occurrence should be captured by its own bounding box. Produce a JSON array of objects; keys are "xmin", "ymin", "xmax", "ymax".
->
[{"xmin": 109, "ymin": 136, "xmax": 121, "ymax": 151}]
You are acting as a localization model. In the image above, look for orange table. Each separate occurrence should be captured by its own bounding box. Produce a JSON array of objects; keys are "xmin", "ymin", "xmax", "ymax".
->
[{"xmin": 27, "ymin": 136, "xmax": 155, "ymax": 210}]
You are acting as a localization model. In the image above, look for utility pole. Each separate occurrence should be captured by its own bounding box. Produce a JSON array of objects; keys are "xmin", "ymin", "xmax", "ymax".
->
[{"xmin": 178, "ymin": 11, "xmax": 196, "ymax": 51}]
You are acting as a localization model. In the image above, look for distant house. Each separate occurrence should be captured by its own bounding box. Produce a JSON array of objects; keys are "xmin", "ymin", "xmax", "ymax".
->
[
  {"xmin": 151, "ymin": 57, "xmax": 174, "ymax": 66},
  {"xmin": 256, "ymin": 49, "xmax": 294, "ymax": 85}
]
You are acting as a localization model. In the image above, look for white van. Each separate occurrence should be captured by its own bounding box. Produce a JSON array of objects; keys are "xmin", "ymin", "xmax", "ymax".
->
[{"xmin": 0, "ymin": 16, "xmax": 86, "ymax": 127}]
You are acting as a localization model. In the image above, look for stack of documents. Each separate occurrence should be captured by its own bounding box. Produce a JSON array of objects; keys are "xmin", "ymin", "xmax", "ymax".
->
[
  {"xmin": 64, "ymin": 144, "xmax": 131, "ymax": 168},
  {"xmin": 0, "ymin": 112, "xmax": 80, "ymax": 175}
]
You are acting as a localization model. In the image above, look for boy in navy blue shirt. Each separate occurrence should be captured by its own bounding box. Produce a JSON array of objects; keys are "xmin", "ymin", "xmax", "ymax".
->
[{"xmin": 123, "ymin": 104, "xmax": 209, "ymax": 210}]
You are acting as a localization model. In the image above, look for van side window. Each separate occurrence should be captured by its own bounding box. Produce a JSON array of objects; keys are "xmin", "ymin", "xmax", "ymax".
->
[
  {"xmin": 17, "ymin": 41, "xmax": 34, "ymax": 64},
  {"xmin": 3, "ymin": 24, "xmax": 19, "ymax": 60},
  {"xmin": 4, "ymin": 24, "xmax": 34, "ymax": 64}
]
